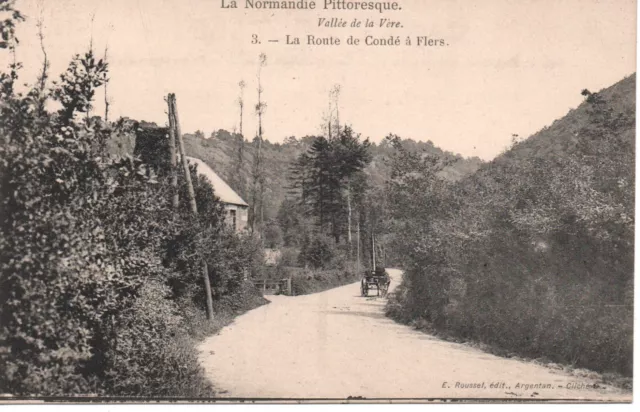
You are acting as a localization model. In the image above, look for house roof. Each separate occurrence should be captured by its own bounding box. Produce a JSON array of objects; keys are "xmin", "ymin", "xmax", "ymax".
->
[{"xmin": 186, "ymin": 156, "xmax": 249, "ymax": 207}]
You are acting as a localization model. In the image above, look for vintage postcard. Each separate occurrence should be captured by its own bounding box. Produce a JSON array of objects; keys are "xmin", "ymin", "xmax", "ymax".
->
[{"xmin": 0, "ymin": 0, "xmax": 635, "ymax": 404}]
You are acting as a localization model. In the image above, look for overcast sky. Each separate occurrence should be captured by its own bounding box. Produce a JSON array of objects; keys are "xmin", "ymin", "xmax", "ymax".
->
[{"xmin": 3, "ymin": 0, "xmax": 636, "ymax": 160}]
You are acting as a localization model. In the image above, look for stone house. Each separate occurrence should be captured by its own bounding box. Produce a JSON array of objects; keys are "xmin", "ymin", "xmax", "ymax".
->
[{"xmin": 187, "ymin": 156, "xmax": 249, "ymax": 232}]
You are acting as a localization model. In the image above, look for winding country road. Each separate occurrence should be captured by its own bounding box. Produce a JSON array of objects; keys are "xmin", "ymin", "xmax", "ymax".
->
[{"xmin": 198, "ymin": 269, "xmax": 631, "ymax": 401}]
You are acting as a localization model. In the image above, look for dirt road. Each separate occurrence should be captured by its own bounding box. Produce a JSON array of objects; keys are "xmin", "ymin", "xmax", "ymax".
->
[{"xmin": 198, "ymin": 269, "xmax": 631, "ymax": 401}]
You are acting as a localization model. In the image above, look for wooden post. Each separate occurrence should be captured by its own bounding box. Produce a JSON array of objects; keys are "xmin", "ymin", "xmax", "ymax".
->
[
  {"xmin": 167, "ymin": 95, "xmax": 179, "ymax": 209},
  {"xmin": 169, "ymin": 93, "xmax": 215, "ymax": 322},
  {"xmin": 170, "ymin": 94, "xmax": 198, "ymax": 216}
]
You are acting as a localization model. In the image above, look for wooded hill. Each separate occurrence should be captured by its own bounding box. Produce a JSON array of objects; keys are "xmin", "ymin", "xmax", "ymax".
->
[
  {"xmin": 387, "ymin": 73, "xmax": 635, "ymax": 377},
  {"xmin": 181, "ymin": 130, "xmax": 483, "ymax": 223}
]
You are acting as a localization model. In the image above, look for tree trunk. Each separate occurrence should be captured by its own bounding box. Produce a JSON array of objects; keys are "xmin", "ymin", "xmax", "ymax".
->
[
  {"xmin": 372, "ymin": 232, "xmax": 376, "ymax": 270},
  {"xmin": 257, "ymin": 117, "xmax": 264, "ymax": 235},
  {"xmin": 356, "ymin": 218, "xmax": 360, "ymax": 274},
  {"xmin": 239, "ymin": 103, "xmax": 243, "ymax": 136},
  {"xmin": 250, "ymin": 135, "xmax": 263, "ymax": 235},
  {"xmin": 347, "ymin": 181, "xmax": 352, "ymax": 257},
  {"xmin": 103, "ymin": 47, "xmax": 109, "ymax": 122},
  {"xmin": 169, "ymin": 93, "xmax": 215, "ymax": 322}
]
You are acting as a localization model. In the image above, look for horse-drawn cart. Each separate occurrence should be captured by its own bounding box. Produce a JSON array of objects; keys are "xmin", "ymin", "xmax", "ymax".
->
[{"xmin": 360, "ymin": 267, "xmax": 390, "ymax": 297}]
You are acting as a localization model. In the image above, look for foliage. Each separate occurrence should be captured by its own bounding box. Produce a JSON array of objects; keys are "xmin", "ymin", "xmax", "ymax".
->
[
  {"xmin": 276, "ymin": 196, "xmax": 309, "ymax": 247},
  {"xmin": 263, "ymin": 221, "xmax": 284, "ymax": 249},
  {"xmin": 0, "ymin": 0, "xmax": 24, "ymax": 50},
  {"xmin": 99, "ymin": 281, "xmax": 213, "ymax": 397},
  {"xmin": 386, "ymin": 76, "xmax": 635, "ymax": 376},
  {"xmin": 289, "ymin": 126, "xmax": 371, "ymax": 242},
  {"xmin": 298, "ymin": 233, "xmax": 337, "ymax": 270},
  {"xmin": 277, "ymin": 246, "xmax": 299, "ymax": 267},
  {"xmin": 287, "ymin": 267, "xmax": 359, "ymax": 296},
  {"xmin": 0, "ymin": 8, "xmax": 265, "ymax": 395},
  {"xmin": 177, "ymin": 128, "xmax": 482, "ymax": 239},
  {"xmin": 52, "ymin": 51, "xmax": 108, "ymax": 123},
  {"xmin": 227, "ymin": 132, "xmax": 247, "ymax": 200}
]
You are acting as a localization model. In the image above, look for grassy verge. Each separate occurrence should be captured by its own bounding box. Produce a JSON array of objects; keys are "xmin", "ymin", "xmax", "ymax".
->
[
  {"xmin": 261, "ymin": 265, "xmax": 360, "ymax": 296},
  {"xmin": 184, "ymin": 281, "xmax": 270, "ymax": 341},
  {"xmin": 385, "ymin": 282, "xmax": 633, "ymax": 392},
  {"xmin": 290, "ymin": 267, "xmax": 360, "ymax": 296}
]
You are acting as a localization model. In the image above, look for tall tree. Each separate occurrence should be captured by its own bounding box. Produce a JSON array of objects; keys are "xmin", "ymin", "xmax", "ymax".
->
[
  {"xmin": 249, "ymin": 53, "xmax": 267, "ymax": 234},
  {"xmin": 238, "ymin": 79, "xmax": 245, "ymax": 135},
  {"xmin": 335, "ymin": 127, "xmax": 371, "ymax": 247},
  {"xmin": 103, "ymin": 45, "xmax": 110, "ymax": 122},
  {"xmin": 330, "ymin": 84, "xmax": 341, "ymax": 137},
  {"xmin": 228, "ymin": 80, "xmax": 247, "ymax": 199},
  {"xmin": 290, "ymin": 127, "xmax": 371, "ymax": 243}
]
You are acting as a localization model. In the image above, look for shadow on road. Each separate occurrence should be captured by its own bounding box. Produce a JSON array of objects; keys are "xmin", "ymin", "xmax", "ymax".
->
[
  {"xmin": 357, "ymin": 302, "xmax": 388, "ymax": 307},
  {"xmin": 321, "ymin": 310, "xmax": 387, "ymax": 320}
]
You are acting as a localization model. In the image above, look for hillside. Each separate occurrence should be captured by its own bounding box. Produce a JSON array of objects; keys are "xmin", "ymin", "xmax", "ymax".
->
[
  {"xmin": 494, "ymin": 73, "xmax": 635, "ymax": 164},
  {"xmin": 182, "ymin": 131, "xmax": 483, "ymax": 223},
  {"xmin": 388, "ymin": 73, "xmax": 635, "ymax": 376}
]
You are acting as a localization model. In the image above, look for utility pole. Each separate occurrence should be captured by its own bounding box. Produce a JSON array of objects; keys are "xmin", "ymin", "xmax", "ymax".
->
[
  {"xmin": 168, "ymin": 93, "xmax": 215, "ymax": 321},
  {"xmin": 356, "ymin": 218, "xmax": 360, "ymax": 274},
  {"xmin": 167, "ymin": 95, "xmax": 179, "ymax": 209},
  {"xmin": 372, "ymin": 232, "xmax": 376, "ymax": 270}
]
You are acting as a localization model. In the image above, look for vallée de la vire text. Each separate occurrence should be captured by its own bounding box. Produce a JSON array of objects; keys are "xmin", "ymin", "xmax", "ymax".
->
[{"xmin": 222, "ymin": 0, "xmax": 403, "ymax": 13}]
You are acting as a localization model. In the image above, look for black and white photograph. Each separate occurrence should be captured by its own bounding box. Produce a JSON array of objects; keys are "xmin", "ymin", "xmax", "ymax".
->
[{"xmin": 0, "ymin": 0, "xmax": 636, "ymax": 403}]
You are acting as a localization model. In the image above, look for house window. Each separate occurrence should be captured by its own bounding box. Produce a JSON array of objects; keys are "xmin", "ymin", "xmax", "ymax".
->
[{"xmin": 229, "ymin": 209, "xmax": 236, "ymax": 231}]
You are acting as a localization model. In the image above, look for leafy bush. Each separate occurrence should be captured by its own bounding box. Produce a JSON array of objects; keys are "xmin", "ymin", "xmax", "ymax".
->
[
  {"xmin": 298, "ymin": 233, "xmax": 336, "ymax": 269},
  {"xmin": 0, "ymin": 10, "xmax": 265, "ymax": 396},
  {"xmin": 263, "ymin": 221, "xmax": 284, "ymax": 249},
  {"xmin": 278, "ymin": 247, "xmax": 299, "ymax": 267},
  {"xmin": 99, "ymin": 281, "xmax": 213, "ymax": 397}
]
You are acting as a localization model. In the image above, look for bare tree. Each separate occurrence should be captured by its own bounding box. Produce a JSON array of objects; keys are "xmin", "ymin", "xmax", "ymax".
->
[
  {"xmin": 250, "ymin": 53, "xmax": 267, "ymax": 234},
  {"xmin": 36, "ymin": 16, "xmax": 48, "ymax": 93},
  {"xmin": 103, "ymin": 45, "xmax": 110, "ymax": 122},
  {"xmin": 324, "ymin": 84, "xmax": 341, "ymax": 139},
  {"xmin": 34, "ymin": 9, "xmax": 49, "ymax": 116},
  {"xmin": 229, "ymin": 80, "xmax": 247, "ymax": 199},
  {"xmin": 330, "ymin": 84, "xmax": 341, "ymax": 137},
  {"xmin": 327, "ymin": 92, "xmax": 333, "ymax": 139},
  {"xmin": 238, "ymin": 80, "xmax": 246, "ymax": 135},
  {"xmin": 85, "ymin": 12, "xmax": 96, "ymax": 121},
  {"xmin": 328, "ymin": 84, "xmax": 353, "ymax": 255}
]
